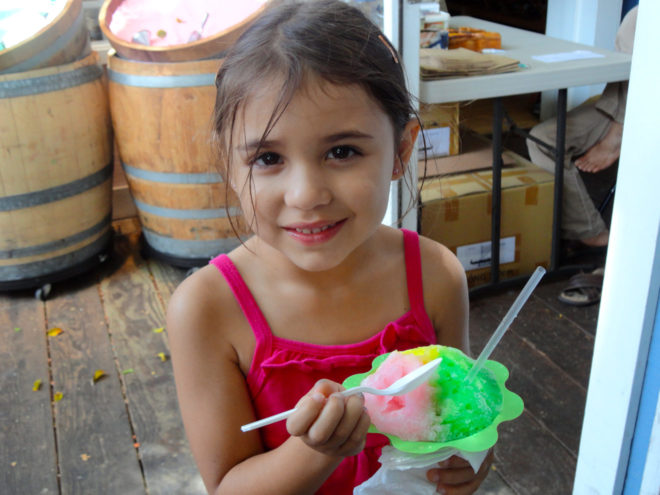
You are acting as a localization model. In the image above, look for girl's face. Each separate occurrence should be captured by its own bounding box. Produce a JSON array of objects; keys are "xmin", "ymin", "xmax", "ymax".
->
[{"xmin": 229, "ymin": 77, "xmax": 417, "ymax": 272}]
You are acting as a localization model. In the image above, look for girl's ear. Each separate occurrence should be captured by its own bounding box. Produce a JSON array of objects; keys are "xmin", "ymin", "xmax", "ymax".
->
[{"xmin": 393, "ymin": 119, "xmax": 421, "ymax": 179}]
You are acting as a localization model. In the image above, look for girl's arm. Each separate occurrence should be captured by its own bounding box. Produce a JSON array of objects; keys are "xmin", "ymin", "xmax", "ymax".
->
[{"xmin": 166, "ymin": 267, "xmax": 369, "ymax": 494}]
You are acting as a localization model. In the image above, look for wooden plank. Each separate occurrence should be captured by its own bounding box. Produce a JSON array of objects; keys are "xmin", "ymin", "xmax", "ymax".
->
[
  {"xmin": 470, "ymin": 298, "xmax": 586, "ymax": 455},
  {"xmin": 472, "ymin": 288, "xmax": 595, "ymax": 386},
  {"xmin": 493, "ymin": 411, "xmax": 577, "ymax": 494},
  {"xmin": 0, "ymin": 293, "xmax": 59, "ymax": 494},
  {"xmin": 147, "ymin": 259, "xmax": 187, "ymax": 309},
  {"xmin": 99, "ymin": 233, "xmax": 205, "ymax": 494},
  {"xmin": 46, "ymin": 275, "xmax": 145, "ymax": 494},
  {"xmin": 479, "ymin": 467, "xmax": 517, "ymax": 494},
  {"xmin": 532, "ymin": 278, "xmax": 600, "ymax": 336}
]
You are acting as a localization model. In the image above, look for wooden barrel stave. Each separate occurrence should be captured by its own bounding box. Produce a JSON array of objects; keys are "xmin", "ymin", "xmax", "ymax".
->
[
  {"xmin": 108, "ymin": 54, "xmax": 245, "ymax": 267},
  {"xmin": 0, "ymin": 52, "xmax": 113, "ymax": 288}
]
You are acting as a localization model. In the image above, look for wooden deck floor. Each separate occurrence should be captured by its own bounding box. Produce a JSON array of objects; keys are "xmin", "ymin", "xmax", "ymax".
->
[{"xmin": 1, "ymin": 219, "xmax": 604, "ymax": 494}]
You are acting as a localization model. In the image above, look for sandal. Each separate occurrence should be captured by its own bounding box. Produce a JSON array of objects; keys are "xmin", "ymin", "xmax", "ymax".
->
[{"xmin": 558, "ymin": 268, "xmax": 605, "ymax": 307}]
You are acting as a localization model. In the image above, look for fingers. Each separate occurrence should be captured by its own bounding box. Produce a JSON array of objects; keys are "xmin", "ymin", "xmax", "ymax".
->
[
  {"xmin": 286, "ymin": 379, "xmax": 344, "ymax": 436},
  {"xmin": 286, "ymin": 380, "xmax": 370, "ymax": 458},
  {"xmin": 286, "ymin": 391, "xmax": 327, "ymax": 437},
  {"xmin": 312, "ymin": 379, "xmax": 344, "ymax": 396},
  {"xmin": 427, "ymin": 450, "xmax": 494, "ymax": 495},
  {"xmin": 307, "ymin": 393, "xmax": 370, "ymax": 456}
]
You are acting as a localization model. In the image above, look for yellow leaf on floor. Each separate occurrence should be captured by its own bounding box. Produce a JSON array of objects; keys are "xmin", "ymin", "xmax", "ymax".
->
[
  {"xmin": 153, "ymin": 327, "xmax": 164, "ymax": 333},
  {"xmin": 93, "ymin": 369, "xmax": 106, "ymax": 383},
  {"xmin": 157, "ymin": 352, "xmax": 168, "ymax": 362},
  {"xmin": 32, "ymin": 379, "xmax": 42, "ymax": 391},
  {"xmin": 47, "ymin": 327, "xmax": 63, "ymax": 337},
  {"xmin": 54, "ymin": 392, "xmax": 63, "ymax": 401}
]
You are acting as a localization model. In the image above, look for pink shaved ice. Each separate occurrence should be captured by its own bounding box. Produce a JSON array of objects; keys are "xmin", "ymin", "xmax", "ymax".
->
[{"xmin": 361, "ymin": 352, "xmax": 441, "ymax": 442}]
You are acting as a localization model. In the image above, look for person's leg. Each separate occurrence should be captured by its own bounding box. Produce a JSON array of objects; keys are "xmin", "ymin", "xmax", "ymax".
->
[{"xmin": 527, "ymin": 103, "xmax": 611, "ymax": 243}]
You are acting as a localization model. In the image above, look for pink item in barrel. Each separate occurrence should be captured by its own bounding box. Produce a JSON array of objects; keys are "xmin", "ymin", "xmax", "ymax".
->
[
  {"xmin": 361, "ymin": 351, "xmax": 440, "ymax": 442},
  {"xmin": 109, "ymin": 0, "xmax": 266, "ymax": 47}
]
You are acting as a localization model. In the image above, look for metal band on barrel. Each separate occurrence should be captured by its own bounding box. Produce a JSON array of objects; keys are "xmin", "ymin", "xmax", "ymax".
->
[
  {"xmin": 0, "ymin": 163, "xmax": 112, "ymax": 211},
  {"xmin": 0, "ymin": 228, "xmax": 112, "ymax": 280},
  {"xmin": 0, "ymin": 215, "xmax": 111, "ymax": 259},
  {"xmin": 0, "ymin": 63, "xmax": 103, "ymax": 98},
  {"xmin": 122, "ymin": 163, "xmax": 222, "ymax": 184},
  {"xmin": 108, "ymin": 70, "xmax": 215, "ymax": 88},
  {"xmin": 142, "ymin": 228, "xmax": 241, "ymax": 259},
  {"xmin": 133, "ymin": 199, "xmax": 240, "ymax": 220}
]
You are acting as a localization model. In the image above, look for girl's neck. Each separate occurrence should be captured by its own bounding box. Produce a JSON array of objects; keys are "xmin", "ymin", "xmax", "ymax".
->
[
  {"xmin": 244, "ymin": 227, "xmax": 393, "ymax": 291},
  {"xmin": 233, "ymin": 227, "xmax": 408, "ymax": 345}
]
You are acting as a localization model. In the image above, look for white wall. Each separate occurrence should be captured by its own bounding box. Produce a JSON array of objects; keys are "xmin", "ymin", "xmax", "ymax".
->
[
  {"xmin": 573, "ymin": 0, "xmax": 660, "ymax": 492},
  {"xmin": 541, "ymin": 0, "xmax": 623, "ymax": 118}
]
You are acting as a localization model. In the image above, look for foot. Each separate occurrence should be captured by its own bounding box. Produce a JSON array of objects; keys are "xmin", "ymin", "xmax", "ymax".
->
[
  {"xmin": 579, "ymin": 229, "xmax": 609, "ymax": 247},
  {"xmin": 574, "ymin": 121, "xmax": 623, "ymax": 173}
]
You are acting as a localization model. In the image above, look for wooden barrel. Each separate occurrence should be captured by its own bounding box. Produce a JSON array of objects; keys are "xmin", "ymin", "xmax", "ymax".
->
[
  {"xmin": 0, "ymin": 0, "xmax": 91, "ymax": 74},
  {"xmin": 0, "ymin": 52, "xmax": 113, "ymax": 289},
  {"xmin": 107, "ymin": 54, "xmax": 244, "ymax": 267},
  {"xmin": 99, "ymin": 0, "xmax": 269, "ymax": 63}
]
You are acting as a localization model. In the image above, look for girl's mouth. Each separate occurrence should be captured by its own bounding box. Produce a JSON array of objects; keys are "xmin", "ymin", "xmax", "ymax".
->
[
  {"xmin": 285, "ymin": 219, "xmax": 346, "ymax": 244},
  {"xmin": 294, "ymin": 223, "xmax": 335, "ymax": 234}
]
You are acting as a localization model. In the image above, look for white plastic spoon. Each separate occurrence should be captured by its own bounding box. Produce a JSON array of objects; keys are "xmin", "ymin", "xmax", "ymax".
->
[{"xmin": 240, "ymin": 357, "xmax": 443, "ymax": 432}]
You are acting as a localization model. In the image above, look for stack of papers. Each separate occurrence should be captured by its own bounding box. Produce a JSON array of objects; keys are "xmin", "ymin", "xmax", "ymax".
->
[{"xmin": 420, "ymin": 48, "xmax": 521, "ymax": 79}]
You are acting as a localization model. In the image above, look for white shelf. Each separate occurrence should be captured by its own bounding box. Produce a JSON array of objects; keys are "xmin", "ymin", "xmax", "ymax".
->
[{"xmin": 419, "ymin": 17, "xmax": 632, "ymax": 104}]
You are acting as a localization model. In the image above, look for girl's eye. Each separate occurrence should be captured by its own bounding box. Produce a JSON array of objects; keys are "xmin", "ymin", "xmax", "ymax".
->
[
  {"xmin": 252, "ymin": 152, "xmax": 282, "ymax": 167},
  {"xmin": 327, "ymin": 145, "xmax": 358, "ymax": 161}
]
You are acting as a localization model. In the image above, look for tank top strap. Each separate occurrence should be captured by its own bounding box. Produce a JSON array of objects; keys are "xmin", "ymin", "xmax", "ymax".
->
[
  {"xmin": 209, "ymin": 255, "xmax": 273, "ymax": 351},
  {"xmin": 401, "ymin": 229, "xmax": 428, "ymax": 320}
]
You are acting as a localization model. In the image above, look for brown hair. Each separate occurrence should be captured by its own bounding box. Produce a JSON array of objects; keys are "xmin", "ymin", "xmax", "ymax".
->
[{"xmin": 213, "ymin": 0, "xmax": 422, "ymax": 234}]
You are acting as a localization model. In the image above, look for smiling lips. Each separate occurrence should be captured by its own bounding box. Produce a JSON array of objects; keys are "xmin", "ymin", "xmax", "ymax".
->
[{"xmin": 284, "ymin": 219, "xmax": 346, "ymax": 244}]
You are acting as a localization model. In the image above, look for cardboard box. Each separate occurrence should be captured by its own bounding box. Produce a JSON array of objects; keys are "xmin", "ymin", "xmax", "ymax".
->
[
  {"xmin": 418, "ymin": 102, "xmax": 460, "ymax": 158},
  {"xmin": 419, "ymin": 137, "xmax": 554, "ymax": 288},
  {"xmin": 418, "ymin": 131, "xmax": 519, "ymax": 178}
]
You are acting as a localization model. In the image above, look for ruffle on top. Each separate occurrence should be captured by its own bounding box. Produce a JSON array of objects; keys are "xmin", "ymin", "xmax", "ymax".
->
[{"xmin": 249, "ymin": 312, "xmax": 436, "ymax": 451}]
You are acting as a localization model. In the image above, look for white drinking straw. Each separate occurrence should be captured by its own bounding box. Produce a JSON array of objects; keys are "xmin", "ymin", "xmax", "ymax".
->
[{"xmin": 464, "ymin": 266, "xmax": 546, "ymax": 383}]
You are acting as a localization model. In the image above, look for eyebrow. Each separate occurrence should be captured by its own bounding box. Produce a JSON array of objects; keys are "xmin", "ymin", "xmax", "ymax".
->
[
  {"xmin": 322, "ymin": 130, "xmax": 375, "ymax": 143},
  {"xmin": 238, "ymin": 130, "xmax": 375, "ymax": 154}
]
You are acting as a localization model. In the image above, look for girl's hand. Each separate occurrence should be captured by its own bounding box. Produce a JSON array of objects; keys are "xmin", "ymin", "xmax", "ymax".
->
[
  {"xmin": 426, "ymin": 449, "xmax": 493, "ymax": 495},
  {"xmin": 286, "ymin": 379, "xmax": 371, "ymax": 458}
]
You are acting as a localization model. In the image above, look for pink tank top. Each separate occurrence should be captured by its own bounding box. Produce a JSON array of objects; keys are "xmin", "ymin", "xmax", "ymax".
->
[{"xmin": 210, "ymin": 229, "xmax": 436, "ymax": 494}]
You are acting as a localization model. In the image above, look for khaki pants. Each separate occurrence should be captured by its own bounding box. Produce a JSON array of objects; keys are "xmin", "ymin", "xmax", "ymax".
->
[{"xmin": 526, "ymin": 88, "xmax": 622, "ymax": 241}]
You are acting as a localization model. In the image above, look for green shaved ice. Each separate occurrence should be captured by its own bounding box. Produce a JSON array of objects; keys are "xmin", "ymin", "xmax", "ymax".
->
[{"xmin": 429, "ymin": 347, "xmax": 502, "ymax": 442}]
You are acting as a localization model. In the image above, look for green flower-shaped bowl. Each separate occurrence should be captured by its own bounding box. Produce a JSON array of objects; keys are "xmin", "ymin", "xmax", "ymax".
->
[{"xmin": 342, "ymin": 352, "xmax": 524, "ymax": 454}]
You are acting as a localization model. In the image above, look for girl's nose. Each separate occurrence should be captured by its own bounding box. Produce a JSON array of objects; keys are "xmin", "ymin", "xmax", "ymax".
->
[{"xmin": 284, "ymin": 164, "xmax": 332, "ymax": 210}]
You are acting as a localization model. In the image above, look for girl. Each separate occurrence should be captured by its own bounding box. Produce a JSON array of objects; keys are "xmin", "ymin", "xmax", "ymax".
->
[{"xmin": 167, "ymin": 1, "xmax": 492, "ymax": 493}]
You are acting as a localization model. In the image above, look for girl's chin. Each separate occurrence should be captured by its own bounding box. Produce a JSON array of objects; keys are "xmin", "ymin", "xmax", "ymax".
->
[{"xmin": 287, "ymin": 253, "xmax": 345, "ymax": 273}]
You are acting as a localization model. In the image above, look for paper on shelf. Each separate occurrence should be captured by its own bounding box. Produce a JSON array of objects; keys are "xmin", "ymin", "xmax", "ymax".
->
[
  {"xmin": 420, "ymin": 48, "xmax": 520, "ymax": 80},
  {"xmin": 532, "ymin": 50, "xmax": 605, "ymax": 63}
]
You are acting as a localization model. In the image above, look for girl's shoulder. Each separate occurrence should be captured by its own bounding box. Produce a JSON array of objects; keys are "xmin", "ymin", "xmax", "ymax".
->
[
  {"xmin": 166, "ymin": 261, "xmax": 249, "ymax": 364},
  {"xmin": 417, "ymin": 234, "xmax": 466, "ymax": 286},
  {"xmin": 417, "ymin": 234, "xmax": 469, "ymax": 350}
]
